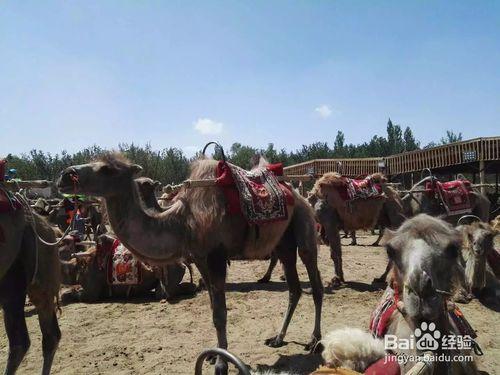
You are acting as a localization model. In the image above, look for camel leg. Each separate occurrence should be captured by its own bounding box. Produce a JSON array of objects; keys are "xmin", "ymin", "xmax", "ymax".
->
[
  {"xmin": 265, "ymin": 239, "xmax": 301, "ymax": 348},
  {"xmin": 38, "ymin": 309, "xmax": 61, "ymax": 375},
  {"xmin": 349, "ymin": 231, "xmax": 357, "ymax": 246},
  {"xmin": 204, "ymin": 249, "xmax": 229, "ymax": 375},
  {"xmin": 372, "ymin": 227, "xmax": 384, "ymax": 246},
  {"xmin": 373, "ymin": 260, "xmax": 392, "ymax": 284},
  {"xmin": 257, "ymin": 252, "xmax": 278, "ymax": 283},
  {"xmin": 298, "ymin": 247, "xmax": 323, "ymax": 352},
  {"xmin": 1, "ymin": 266, "xmax": 30, "ymax": 375},
  {"xmin": 324, "ymin": 224, "xmax": 344, "ymax": 287}
]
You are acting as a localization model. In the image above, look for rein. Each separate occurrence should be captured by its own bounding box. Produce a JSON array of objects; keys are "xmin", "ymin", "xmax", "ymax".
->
[{"xmin": 13, "ymin": 169, "xmax": 80, "ymax": 284}]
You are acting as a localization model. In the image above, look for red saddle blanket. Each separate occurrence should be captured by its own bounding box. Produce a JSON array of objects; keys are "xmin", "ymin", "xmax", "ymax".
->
[
  {"xmin": 98, "ymin": 239, "xmax": 142, "ymax": 286},
  {"xmin": 216, "ymin": 161, "xmax": 294, "ymax": 224},
  {"xmin": 336, "ymin": 176, "xmax": 383, "ymax": 201},
  {"xmin": 426, "ymin": 179, "xmax": 472, "ymax": 216},
  {"xmin": 0, "ymin": 188, "xmax": 22, "ymax": 214},
  {"xmin": 370, "ymin": 286, "xmax": 477, "ymax": 339}
]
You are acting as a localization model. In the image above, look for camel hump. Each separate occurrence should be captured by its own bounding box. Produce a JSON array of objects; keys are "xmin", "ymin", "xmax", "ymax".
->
[{"xmin": 316, "ymin": 172, "xmax": 345, "ymax": 188}]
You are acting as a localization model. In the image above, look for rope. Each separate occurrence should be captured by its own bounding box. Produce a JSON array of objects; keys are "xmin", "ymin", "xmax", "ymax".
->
[{"xmin": 11, "ymin": 173, "xmax": 80, "ymax": 284}]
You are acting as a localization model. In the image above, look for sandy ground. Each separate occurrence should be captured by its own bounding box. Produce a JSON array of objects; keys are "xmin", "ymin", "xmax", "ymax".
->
[{"xmin": 1, "ymin": 233, "xmax": 499, "ymax": 374}]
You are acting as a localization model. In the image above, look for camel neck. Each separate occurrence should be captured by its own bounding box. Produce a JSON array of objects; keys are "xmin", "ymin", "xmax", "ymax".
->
[{"xmin": 104, "ymin": 180, "xmax": 187, "ymax": 264}]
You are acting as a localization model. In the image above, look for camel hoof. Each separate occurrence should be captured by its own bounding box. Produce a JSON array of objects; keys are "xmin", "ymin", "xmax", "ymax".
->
[
  {"xmin": 305, "ymin": 336, "xmax": 322, "ymax": 353},
  {"xmin": 257, "ymin": 276, "xmax": 270, "ymax": 284},
  {"xmin": 349, "ymin": 241, "xmax": 357, "ymax": 246},
  {"xmin": 279, "ymin": 274, "xmax": 286, "ymax": 281},
  {"xmin": 326, "ymin": 277, "xmax": 343, "ymax": 289},
  {"xmin": 371, "ymin": 242, "xmax": 380, "ymax": 247},
  {"xmin": 265, "ymin": 336, "xmax": 285, "ymax": 348}
]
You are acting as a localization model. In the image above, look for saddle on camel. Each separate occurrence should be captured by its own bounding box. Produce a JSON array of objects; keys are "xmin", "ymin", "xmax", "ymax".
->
[
  {"xmin": 425, "ymin": 178, "xmax": 473, "ymax": 216},
  {"xmin": 310, "ymin": 172, "xmax": 403, "ymax": 286},
  {"xmin": 96, "ymin": 236, "xmax": 143, "ymax": 286},
  {"xmin": 57, "ymin": 146, "xmax": 324, "ymax": 374},
  {"xmin": 215, "ymin": 160, "xmax": 294, "ymax": 224}
]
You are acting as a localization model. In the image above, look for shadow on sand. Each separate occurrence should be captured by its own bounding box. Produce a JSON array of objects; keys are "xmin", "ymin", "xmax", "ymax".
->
[{"xmin": 253, "ymin": 351, "xmax": 322, "ymax": 375}]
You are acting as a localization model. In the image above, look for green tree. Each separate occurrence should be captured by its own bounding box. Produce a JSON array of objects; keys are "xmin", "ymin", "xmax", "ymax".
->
[{"xmin": 440, "ymin": 130, "xmax": 463, "ymax": 144}]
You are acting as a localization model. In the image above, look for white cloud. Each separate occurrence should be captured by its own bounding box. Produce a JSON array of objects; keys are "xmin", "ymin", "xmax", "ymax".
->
[
  {"xmin": 193, "ymin": 118, "xmax": 223, "ymax": 134},
  {"xmin": 314, "ymin": 104, "xmax": 332, "ymax": 119}
]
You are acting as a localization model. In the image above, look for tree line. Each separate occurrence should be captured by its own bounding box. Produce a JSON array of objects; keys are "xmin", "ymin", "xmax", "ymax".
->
[{"xmin": 4, "ymin": 119, "xmax": 462, "ymax": 184}]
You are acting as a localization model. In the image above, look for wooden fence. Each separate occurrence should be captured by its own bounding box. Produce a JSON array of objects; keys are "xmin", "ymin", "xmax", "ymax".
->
[{"xmin": 283, "ymin": 136, "xmax": 500, "ymax": 177}]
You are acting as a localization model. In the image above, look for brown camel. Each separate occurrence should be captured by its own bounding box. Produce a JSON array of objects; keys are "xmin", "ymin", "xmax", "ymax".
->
[
  {"xmin": 134, "ymin": 177, "xmax": 197, "ymax": 299},
  {"xmin": 60, "ymin": 233, "xmax": 195, "ymax": 302},
  {"xmin": 452, "ymin": 221, "xmax": 499, "ymax": 305},
  {"xmin": 309, "ymin": 172, "xmax": 404, "ymax": 287},
  {"xmin": 320, "ymin": 215, "xmax": 479, "ymax": 374},
  {"xmin": 57, "ymin": 153, "xmax": 323, "ymax": 375},
  {"xmin": 401, "ymin": 177, "xmax": 491, "ymax": 223},
  {"xmin": 0, "ymin": 204, "xmax": 61, "ymax": 374}
]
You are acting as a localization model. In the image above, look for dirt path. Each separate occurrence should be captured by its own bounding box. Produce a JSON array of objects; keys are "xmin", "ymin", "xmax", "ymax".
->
[{"xmin": 1, "ymin": 234, "xmax": 498, "ymax": 374}]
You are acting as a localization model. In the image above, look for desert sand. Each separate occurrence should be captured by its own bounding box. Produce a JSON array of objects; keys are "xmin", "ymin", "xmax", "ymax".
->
[{"xmin": 1, "ymin": 234, "xmax": 498, "ymax": 374}]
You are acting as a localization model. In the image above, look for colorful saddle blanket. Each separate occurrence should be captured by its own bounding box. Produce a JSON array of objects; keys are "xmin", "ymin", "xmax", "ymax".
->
[
  {"xmin": 370, "ymin": 286, "xmax": 477, "ymax": 340},
  {"xmin": 369, "ymin": 287, "xmax": 398, "ymax": 338},
  {"xmin": 98, "ymin": 239, "xmax": 142, "ymax": 286},
  {"xmin": 216, "ymin": 161, "xmax": 294, "ymax": 224},
  {"xmin": 426, "ymin": 179, "xmax": 472, "ymax": 216},
  {"xmin": 336, "ymin": 176, "xmax": 383, "ymax": 202}
]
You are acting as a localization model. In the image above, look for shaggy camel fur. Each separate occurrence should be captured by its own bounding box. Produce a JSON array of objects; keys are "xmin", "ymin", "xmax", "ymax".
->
[
  {"xmin": 320, "ymin": 215, "xmax": 479, "ymax": 374},
  {"xmin": 58, "ymin": 153, "xmax": 323, "ymax": 375},
  {"xmin": 310, "ymin": 172, "xmax": 404, "ymax": 286},
  {"xmin": 0, "ymin": 210, "xmax": 61, "ymax": 375},
  {"xmin": 452, "ymin": 221, "xmax": 499, "ymax": 305}
]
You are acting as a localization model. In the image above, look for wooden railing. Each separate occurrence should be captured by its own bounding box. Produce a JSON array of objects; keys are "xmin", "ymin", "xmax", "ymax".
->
[{"xmin": 284, "ymin": 136, "xmax": 500, "ymax": 177}]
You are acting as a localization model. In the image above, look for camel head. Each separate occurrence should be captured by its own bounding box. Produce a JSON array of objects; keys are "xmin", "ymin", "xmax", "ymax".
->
[
  {"xmin": 461, "ymin": 221, "xmax": 497, "ymax": 258},
  {"xmin": 57, "ymin": 153, "xmax": 143, "ymax": 197},
  {"xmin": 459, "ymin": 221, "xmax": 498, "ymax": 293},
  {"xmin": 384, "ymin": 214, "xmax": 461, "ymax": 327},
  {"xmin": 135, "ymin": 177, "xmax": 162, "ymax": 199}
]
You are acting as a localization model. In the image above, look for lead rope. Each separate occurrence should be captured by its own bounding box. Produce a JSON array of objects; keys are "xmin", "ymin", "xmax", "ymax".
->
[{"xmin": 13, "ymin": 173, "xmax": 79, "ymax": 284}]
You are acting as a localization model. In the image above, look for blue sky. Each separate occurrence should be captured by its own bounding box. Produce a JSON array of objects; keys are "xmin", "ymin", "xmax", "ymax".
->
[{"xmin": 1, "ymin": 1, "xmax": 499, "ymax": 156}]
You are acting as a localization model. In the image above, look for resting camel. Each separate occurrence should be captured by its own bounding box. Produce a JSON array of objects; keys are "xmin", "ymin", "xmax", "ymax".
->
[
  {"xmin": 57, "ymin": 153, "xmax": 323, "ymax": 375},
  {"xmin": 309, "ymin": 172, "xmax": 404, "ymax": 287},
  {"xmin": 321, "ymin": 214, "xmax": 479, "ymax": 374},
  {"xmin": 60, "ymin": 233, "xmax": 195, "ymax": 302},
  {"xmin": 452, "ymin": 220, "xmax": 499, "ymax": 305},
  {"xmin": 0, "ymin": 205, "xmax": 61, "ymax": 375}
]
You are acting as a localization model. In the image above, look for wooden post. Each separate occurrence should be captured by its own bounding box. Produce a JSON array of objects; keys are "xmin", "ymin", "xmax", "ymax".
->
[{"xmin": 479, "ymin": 160, "xmax": 486, "ymax": 195}]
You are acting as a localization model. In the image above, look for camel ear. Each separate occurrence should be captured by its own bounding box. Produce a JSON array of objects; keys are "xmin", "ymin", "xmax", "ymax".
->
[
  {"xmin": 130, "ymin": 164, "xmax": 143, "ymax": 176},
  {"xmin": 154, "ymin": 181, "xmax": 162, "ymax": 188}
]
